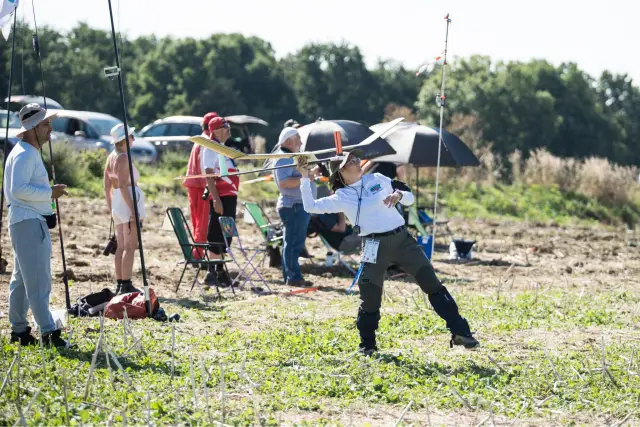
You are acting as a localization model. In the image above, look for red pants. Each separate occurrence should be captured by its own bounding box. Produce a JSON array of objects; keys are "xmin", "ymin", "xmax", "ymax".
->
[{"xmin": 187, "ymin": 187, "xmax": 210, "ymax": 259}]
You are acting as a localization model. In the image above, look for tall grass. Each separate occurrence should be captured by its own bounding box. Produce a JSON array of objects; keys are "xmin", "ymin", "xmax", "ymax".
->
[{"xmin": 413, "ymin": 113, "xmax": 640, "ymax": 211}]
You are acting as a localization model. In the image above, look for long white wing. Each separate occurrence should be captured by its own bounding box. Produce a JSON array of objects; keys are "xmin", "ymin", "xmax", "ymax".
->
[{"xmin": 187, "ymin": 117, "xmax": 403, "ymax": 161}]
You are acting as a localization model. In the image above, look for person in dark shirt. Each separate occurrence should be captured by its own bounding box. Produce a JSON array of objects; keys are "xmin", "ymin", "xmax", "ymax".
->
[{"xmin": 308, "ymin": 212, "xmax": 361, "ymax": 252}]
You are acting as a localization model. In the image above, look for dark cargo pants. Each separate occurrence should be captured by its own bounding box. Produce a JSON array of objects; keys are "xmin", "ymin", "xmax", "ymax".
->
[{"xmin": 356, "ymin": 227, "xmax": 472, "ymax": 350}]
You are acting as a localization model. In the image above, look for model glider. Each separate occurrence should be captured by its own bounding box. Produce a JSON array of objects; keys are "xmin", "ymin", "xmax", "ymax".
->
[{"xmin": 175, "ymin": 117, "xmax": 404, "ymax": 181}]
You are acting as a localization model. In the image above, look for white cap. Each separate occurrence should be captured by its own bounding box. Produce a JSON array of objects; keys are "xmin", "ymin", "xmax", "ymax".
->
[
  {"xmin": 16, "ymin": 103, "xmax": 58, "ymax": 138},
  {"xmin": 278, "ymin": 127, "xmax": 299, "ymax": 146},
  {"xmin": 110, "ymin": 123, "xmax": 136, "ymax": 144}
]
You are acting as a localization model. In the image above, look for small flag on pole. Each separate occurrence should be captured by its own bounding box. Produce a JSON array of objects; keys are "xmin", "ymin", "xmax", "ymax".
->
[
  {"xmin": 416, "ymin": 53, "xmax": 446, "ymax": 76},
  {"xmin": 0, "ymin": 0, "xmax": 19, "ymax": 40}
]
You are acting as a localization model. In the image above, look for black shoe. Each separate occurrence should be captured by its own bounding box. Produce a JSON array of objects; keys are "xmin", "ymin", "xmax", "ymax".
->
[
  {"xmin": 115, "ymin": 280, "xmax": 122, "ymax": 295},
  {"xmin": 118, "ymin": 280, "xmax": 140, "ymax": 295},
  {"xmin": 358, "ymin": 343, "xmax": 377, "ymax": 357},
  {"xmin": 10, "ymin": 326, "xmax": 37, "ymax": 346},
  {"xmin": 286, "ymin": 279, "xmax": 313, "ymax": 287},
  {"xmin": 205, "ymin": 270, "xmax": 218, "ymax": 286},
  {"xmin": 216, "ymin": 270, "xmax": 232, "ymax": 288},
  {"xmin": 451, "ymin": 334, "xmax": 480, "ymax": 349},
  {"xmin": 41, "ymin": 329, "xmax": 70, "ymax": 348}
]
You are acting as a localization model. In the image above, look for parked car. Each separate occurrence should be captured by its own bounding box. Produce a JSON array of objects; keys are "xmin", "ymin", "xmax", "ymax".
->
[
  {"xmin": 4, "ymin": 95, "xmax": 64, "ymax": 111},
  {"xmin": 51, "ymin": 110, "xmax": 158, "ymax": 163},
  {"xmin": 138, "ymin": 114, "xmax": 268, "ymax": 157},
  {"xmin": 0, "ymin": 109, "xmax": 22, "ymax": 151}
]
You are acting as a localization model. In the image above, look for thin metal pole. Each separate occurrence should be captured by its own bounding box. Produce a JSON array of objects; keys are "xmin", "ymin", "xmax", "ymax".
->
[
  {"xmin": 415, "ymin": 166, "xmax": 419, "ymax": 207},
  {"xmin": 106, "ymin": 0, "xmax": 151, "ymax": 316},
  {"xmin": 430, "ymin": 13, "xmax": 451, "ymax": 259},
  {"xmin": 0, "ymin": 11, "xmax": 18, "ymax": 272},
  {"xmin": 31, "ymin": 2, "xmax": 71, "ymax": 310}
]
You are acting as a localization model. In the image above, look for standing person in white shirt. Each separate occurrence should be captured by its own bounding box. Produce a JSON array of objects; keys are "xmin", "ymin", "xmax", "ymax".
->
[
  {"xmin": 201, "ymin": 117, "xmax": 240, "ymax": 286},
  {"xmin": 297, "ymin": 150, "xmax": 479, "ymax": 355},
  {"xmin": 3, "ymin": 103, "xmax": 70, "ymax": 348}
]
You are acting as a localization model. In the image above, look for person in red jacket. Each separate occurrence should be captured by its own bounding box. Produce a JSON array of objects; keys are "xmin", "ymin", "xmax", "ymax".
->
[
  {"xmin": 183, "ymin": 112, "xmax": 218, "ymax": 259},
  {"xmin": 202, "ymin": 117, "xmax": 240, "ymax": 285}
]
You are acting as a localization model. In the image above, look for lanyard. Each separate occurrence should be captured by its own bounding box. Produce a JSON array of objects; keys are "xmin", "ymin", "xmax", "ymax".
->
[{"xmin": 349, "ymin": 181, "xmax": 365, "ymax": 235}]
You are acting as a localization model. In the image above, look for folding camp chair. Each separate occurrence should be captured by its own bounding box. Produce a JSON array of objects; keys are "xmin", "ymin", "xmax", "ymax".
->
[
  {"xmin": 165, "ymin": 207, "xmax": 233, "ymax": 298},
  {"xmin": 243, "ymin": 201, "xmax": 313, "ymax": 266},
  {"xmin": 317, "ymin": 235, "xmax": 361, "ymax": 275},
  {"xmin": 243, "ymin": 201, "xmax": 284, "ymax": 257},
  {"xmin": 218, "ymin": 216, "xmax": 271, "ymax": 294},
  {"xmin": 408, "ymin": 205, "xmax": 453, "ymax": 242}
]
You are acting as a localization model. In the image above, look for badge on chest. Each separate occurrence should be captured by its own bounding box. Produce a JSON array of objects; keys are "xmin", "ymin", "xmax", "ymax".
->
[{"xmin": 369, "ymin": 183, "xmax": 382, "ymax": 194}]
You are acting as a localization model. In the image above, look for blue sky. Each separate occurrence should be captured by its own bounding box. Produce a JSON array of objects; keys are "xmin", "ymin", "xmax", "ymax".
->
[{"xmin": 19, "ymin": 0, "xmax": 639, "ymax": 82}]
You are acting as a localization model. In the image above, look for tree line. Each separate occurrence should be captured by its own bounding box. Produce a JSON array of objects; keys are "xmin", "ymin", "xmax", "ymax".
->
[{"xmin": 1, "ymin": 22, "xmax": 638, "ymax": 165}]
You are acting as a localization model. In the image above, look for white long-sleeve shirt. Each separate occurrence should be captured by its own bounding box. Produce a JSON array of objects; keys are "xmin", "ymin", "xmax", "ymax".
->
[
  {"xmin": 3, "ymin": 140, "xmax": 53, "ymax": 228},
  {"xmin": 300, "ymin": 173, "xmax": 414, "ymax": 236}
]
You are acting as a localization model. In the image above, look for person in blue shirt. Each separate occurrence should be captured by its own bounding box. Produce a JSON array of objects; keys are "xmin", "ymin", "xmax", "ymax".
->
[{"xmin": 273, "ymin": 127, "xmax": 320, "ymax": 287}]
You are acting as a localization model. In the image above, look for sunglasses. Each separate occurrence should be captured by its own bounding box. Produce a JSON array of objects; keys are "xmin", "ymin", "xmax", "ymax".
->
[{"xmin": 345, "ymin": 156, "xmax": 361, "ymax": 165}]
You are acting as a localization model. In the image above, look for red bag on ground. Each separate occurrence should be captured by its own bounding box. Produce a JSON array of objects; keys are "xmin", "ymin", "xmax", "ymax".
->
[{"xmin": 104, "ymin": 288, "xmax": 159, "ymax": 320}]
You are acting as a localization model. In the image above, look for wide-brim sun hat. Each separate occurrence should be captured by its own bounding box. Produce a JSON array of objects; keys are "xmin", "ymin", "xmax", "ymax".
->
[
  {"xmin": 328, "ymin": 149, "xmax": 364, "ymax": 186},
  {"xmin": 110, "ymin": 123, "xmax": 136, "ymax": 144},
  {"xmin": 16, "ymin": 103, "xmax": 58, "ymax": 138}
]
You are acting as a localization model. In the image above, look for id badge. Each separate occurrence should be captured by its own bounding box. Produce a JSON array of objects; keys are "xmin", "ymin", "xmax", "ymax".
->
[{"xmin": 362, "ymin": 239, "xmax": 380, "ymax": 264}]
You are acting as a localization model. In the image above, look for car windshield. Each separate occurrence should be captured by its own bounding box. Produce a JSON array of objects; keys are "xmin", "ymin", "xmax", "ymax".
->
[
  {"xmin": 0, "ymin": 111, "xmax": 20, "ymax": 129},
  {"xmin": 87, "ymin": 118, "xmax": 122, "ymax": 136}
]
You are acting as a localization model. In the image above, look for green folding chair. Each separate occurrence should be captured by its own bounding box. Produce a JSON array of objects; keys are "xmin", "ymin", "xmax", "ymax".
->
[
  {"xmin": 243, "ymin": 201, "xmax": 284, "ymax": 258},
  {"xmin": 165, "ymin": 207, "xmax": 233, "ymax": 297}
]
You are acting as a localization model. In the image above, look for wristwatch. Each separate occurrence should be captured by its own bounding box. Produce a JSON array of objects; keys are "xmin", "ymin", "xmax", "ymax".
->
[{"xmin": 395, "ymin": 190, "xmax": 403, "ymax": 200}]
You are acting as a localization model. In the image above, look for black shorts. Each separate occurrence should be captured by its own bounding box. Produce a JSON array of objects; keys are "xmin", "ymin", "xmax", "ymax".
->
[{"xmin": 207, "ymin": 195, "xmax": 237, "ymax": 254}]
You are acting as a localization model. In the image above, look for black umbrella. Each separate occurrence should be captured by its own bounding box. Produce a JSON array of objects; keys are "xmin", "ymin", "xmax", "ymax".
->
[
  {"xmin": 370, "ymin": 121, "xmax": 479, "ymax": 167},
  {"xmin": 298, "ymin": 119, "xmax": 396, "ymax": 160},
  {"xmin": 259, "ymin": 119, "xmax": 396, "ymax": 176}
]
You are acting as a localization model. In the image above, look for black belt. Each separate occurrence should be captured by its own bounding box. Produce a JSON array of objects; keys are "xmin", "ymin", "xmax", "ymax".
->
[{"xmin": 363, "ymin": 225, "xmax": 405, "ymax": 238}]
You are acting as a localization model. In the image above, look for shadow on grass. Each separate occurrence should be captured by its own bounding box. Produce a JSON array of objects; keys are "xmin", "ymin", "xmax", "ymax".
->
[
  {"xmin": 373, "ymin": 351, "xmax": 499, "ymax": 380},
  {"xmin": 158, "ymin": 296, "xmax": 225, "ymax": 312},
  {"xmin": 438, "ymin": 258, "xmax": 530, "ymax": 268},
  {"xmin": 300, "ymin": 262, "xmax": 358, "ymax": 280},
  {"xmin": 57, "ymin": 346, "xmax": 178, "ymax": 377}
]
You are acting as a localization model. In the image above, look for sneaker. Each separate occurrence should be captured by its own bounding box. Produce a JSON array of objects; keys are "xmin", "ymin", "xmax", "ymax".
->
[
  {"xmin": 451, "ymin": 334, "xmax": 480, "ymax": 349},
  {"xmin": 41, "ymin": 329, "xmax": 70, "ymax": 348},
  {"xmin": 10, "ymin": 327, "xmax": 37, "ymax": 346}
]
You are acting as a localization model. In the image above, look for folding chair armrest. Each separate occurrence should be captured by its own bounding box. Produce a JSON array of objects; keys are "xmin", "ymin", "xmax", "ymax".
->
[{"xmin": 180, "ymin": 242, "xmax": 227, "ymax": 249}]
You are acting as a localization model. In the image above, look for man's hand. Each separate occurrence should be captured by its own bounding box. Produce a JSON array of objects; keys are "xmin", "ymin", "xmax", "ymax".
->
[
  {"xmin": 51, "ymin": 184, "xmax": 68, "ymax": 199},
  {"xmin": 296, "ymin": 156, "xmax": 309, "ymax": 178},
  {"xmin": 383, "ymin": 190, "xmax": 402, "ymax": 207},
  {"xmin": 212, "ymin": 196, "xmax": 224, "ymax": 215}
]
